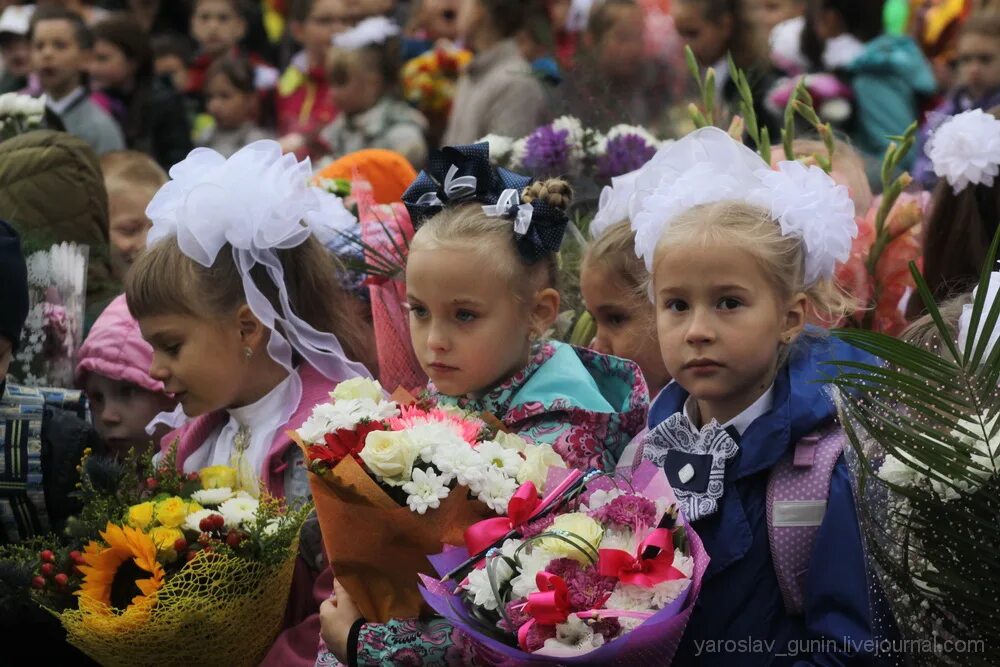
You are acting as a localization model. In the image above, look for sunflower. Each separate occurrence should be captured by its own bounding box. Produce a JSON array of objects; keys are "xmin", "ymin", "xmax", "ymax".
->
[{"xmin": 76, "ymin": 522, "xmax": 165, "ymax": 627}]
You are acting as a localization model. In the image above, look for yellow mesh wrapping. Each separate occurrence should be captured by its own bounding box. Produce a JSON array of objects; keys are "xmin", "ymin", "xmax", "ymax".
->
[{"xmin": 59, "ymin": 541, "xmax": 299, "ymax": 667}]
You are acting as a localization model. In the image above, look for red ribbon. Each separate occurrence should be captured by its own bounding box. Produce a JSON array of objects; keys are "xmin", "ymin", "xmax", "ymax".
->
[
  {"xmin": 598, "ymin": 528, "xmax": 687, "ymax": 588},
  {"xmin": 463, "ymin": 481, "xmax": 539, "ymax": 556},
  {"xmin": 517, "ymin": 572, "xmax": 570, "ymax": 649}
]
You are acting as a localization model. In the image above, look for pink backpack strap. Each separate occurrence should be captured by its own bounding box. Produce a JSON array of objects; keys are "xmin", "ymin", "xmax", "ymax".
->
[{"xmin": 766, "ymin": 425, "xmax": 847, "ymax": 615}]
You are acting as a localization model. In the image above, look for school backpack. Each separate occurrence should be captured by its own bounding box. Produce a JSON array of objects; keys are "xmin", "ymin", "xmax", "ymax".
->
[{"xmin": 766, "ymin": 425, "xmax": 849, "ymax": 615}]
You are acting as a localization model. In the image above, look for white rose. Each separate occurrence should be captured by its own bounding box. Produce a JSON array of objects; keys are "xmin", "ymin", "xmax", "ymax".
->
[
  {"xmin": 517, "ymin": 443, "xmax": 567, "ymax": 490},
  {"xmin": 493, "ymin": 431, "xmax": 530, "ymax": 453},
  {"xmin": 332, "ymin": 378, "xmax": 385, "ymax": 403},
  {"xmin": 360, "ymin": 430, "xmax": 419, "ymax": 484},
  {"xmin": 191, "ymin": 487, "xmax": 235, "ymax": 506}
]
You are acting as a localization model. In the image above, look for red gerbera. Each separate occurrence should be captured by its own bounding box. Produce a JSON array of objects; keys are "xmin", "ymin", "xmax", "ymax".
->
[{"xmin": 307, "ymin": 421, "xmax": 387, "ymax": 469}]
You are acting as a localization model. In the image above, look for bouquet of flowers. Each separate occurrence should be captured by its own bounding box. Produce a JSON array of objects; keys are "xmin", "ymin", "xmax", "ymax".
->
[
  {"xmin": 11, "ymin": 242, "xmax": 88, "ymax": 387},
  {"xmin": 829, "ymin": 237, "xmax": 1000, "ymax": 665},
  {"xmin": 295, "ymin": 377, "xmax": 568, "ymax": 622},
  {"xmin": 420, "ymin": 461, "xmax": 707, "ymax": 664},
  {"xmin": 0, "ymin": 92, "xmax": 45, "ymax": 142},
  {"xmin": 766, "ymin": 74, "xmax": 854, "ymax": 129},
  {"xmin": 401, "ymin": 45, "xmax": 472, "ymax": 116},
  {"xmin": 593, "ymin": 125, "xmax": 662, "ymax": 181},
  {"xmin": 27, "ymin": 446, "xmax": 311, "ymax": 667}
]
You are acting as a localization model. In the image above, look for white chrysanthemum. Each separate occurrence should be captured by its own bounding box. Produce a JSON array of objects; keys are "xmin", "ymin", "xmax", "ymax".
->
[
  {"xmin": 402, "ymin": 467, "xmax": 453, "ymax": 514},
  {"xmin": 540, "ymin": 614, "xmax": 606, "ymax": 656},
  {"xmin": 406, "ymin": 421, "xmax": 470, "ymax": 462},
  {"xmin": 549, "ymin": 115, "xmax": 587, "ymax": 167},
  {"xmin": 478, "ymin": 134, "xmax": 514, "ymax": 163},
  {"xmin": 465, "ymin": 550, "xmax": 516, "ymax": 611},
  {"xmin": 605, "ymin": 584, "xmax": 655, "ymax": 612},
  {"xmin": 297, "ymin": 398, "xmax": 399, "ymax": 444},
  {"xmin": 431, "ymin": 444, "xmax": 484, "ymax": 489},
  {"xmin": 750, "ymin": 160, "xmax": 857, "ymax": 284},
  {"xmin": 648, "ymin": 550, "xmax": 694, "ymax": 607},
  {"xmin": 927, "ymin": 109, "xmax": 1000, "ymax": 193},
  {"xmin": 184, "ymin": 508, "xmax": 225, "ymax": 533},
  {"xmin": 191, "ymin": 487, "xmax": 234, "ymax": 506},
  {"xmin": 475, "ymin": 467, "xmax": 519, "ymax": 513},
  {"xmin": 510, "ymin": 546, "xmax": 556, "ymax": 599},
  {"xmin": 476, "ymin": 441, "xmax": 523, "ymax": 477},
  {"xmin": 596, "ymin": 124, "xmax": 661, "ymax": 155},
  {"xmin": 218, "ymin": 496, "xmax": 260, "ymax": 528}
]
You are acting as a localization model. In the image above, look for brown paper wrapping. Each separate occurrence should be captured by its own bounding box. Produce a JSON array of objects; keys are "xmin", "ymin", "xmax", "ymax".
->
[{"xmin": 299, "ymin": 439, "xmax": 491, "ymax": 623}]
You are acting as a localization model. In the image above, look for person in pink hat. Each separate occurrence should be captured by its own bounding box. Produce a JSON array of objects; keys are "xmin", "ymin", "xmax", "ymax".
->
[{"xmin": 75, "ymin": 294, "xmax": 177, "ymax": 459}]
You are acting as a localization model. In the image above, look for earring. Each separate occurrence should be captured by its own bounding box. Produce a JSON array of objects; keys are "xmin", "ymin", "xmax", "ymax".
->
[
  {"xmin": 243, "ymin": 346, "xmax": 253, "ymax": 360},
  {"xmin": 528, "ymin": 330, "xmax": 538, "ymax": 342}
]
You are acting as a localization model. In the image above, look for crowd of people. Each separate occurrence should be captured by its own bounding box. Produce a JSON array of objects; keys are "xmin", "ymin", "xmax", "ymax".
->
[{"xmin": 1, "ymin": 0, "xmax": 999, "ymax": 665}]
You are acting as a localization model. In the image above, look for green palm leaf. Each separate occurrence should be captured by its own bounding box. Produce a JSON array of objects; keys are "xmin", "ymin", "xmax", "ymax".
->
[{"xmin": 826, "ymin": 230, "xmax": 1000, "ymax": 664}]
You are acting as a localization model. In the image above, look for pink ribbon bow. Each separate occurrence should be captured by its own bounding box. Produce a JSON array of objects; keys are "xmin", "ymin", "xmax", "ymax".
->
[
  {"xmin": 464, "ymin": 481, "xmax": 540, "ymax": 556},
  {"xmin": 598, "ymin": 528, "xmax": 687, "ymax": 588},
  {"xmin": 517, "ymin": 572, "xmax": 570, "ymax": 650}
]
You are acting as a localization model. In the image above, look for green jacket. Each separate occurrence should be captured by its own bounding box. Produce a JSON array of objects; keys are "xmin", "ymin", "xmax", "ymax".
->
[{"xmin": 0, "ymin": 130, "xmax": 118, "ymax": 326}]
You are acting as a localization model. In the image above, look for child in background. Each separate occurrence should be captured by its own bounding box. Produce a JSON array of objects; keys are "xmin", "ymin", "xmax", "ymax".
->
[
  {"xmin": 321, "ymin": 17, "xmax": 428, "ymax": 168},
  {"xmin": 915, "ymin": 12, "xmax": 1000, "ymax": 189},
  {"xmin": 29, "ymin": 6, "xmax": 125, "ymax": 155},
  {"xmin": 0, "ymin": 5, "xmax": 34, "ymax": 94},
  {"xmin": 581, "ymin": 220, "xmax": 671, "ymax": 398},
  {"xmin": 197, "ymin": 56, "xmax": 275, "ymax": 156},
  {"xmin": 100, "ymin": 150, "xmax": 167, "ymax": 282},
  {"xmin": 671, "ymin": 0, "xmax": 780, "ymax": 136},
  {"xmin": 186, "ymin": 0, "xmax": 277, "ymax": 102},
  {"xmin": 152, "ymin": 33, "xmax": 193, "ymax": 95},
  {"xmin": 441, "ymin": 0, "xmax": 548, "ymax": 144},
  {"xmin": 89, "ymin": 14, "xmax": 192, "ymax": 170},
  {"xmin": 124, "ymin": 140, "xmax": 372, "ymax": 667},
  {"xmin": 908, "ymin": 108, "xmax": 1000, "ymax": 317},
  {"xmin": 277, "ymin": 0, "xmax": 345, "ymax": 154},
  {"xmin": 563, "ymin": 0, "xmax": 672, "ymax": 130},
  {"xmin": 75, "ymin": 295, "xmax": 178, "ymax": 459},
  {"xmin": 807, "ymin": 0, "xmax": 935, "ymax": 179},
  {"xmin": 35, "ymin": 0, "xmax": 110, "ymax": 26},
  {"xmin": 627, "ymin": 127, "xmax": 879, "ymax": 664},
  {"xmin": 318, "ymin": 143, "xmax": 648, "ymax": 665}
]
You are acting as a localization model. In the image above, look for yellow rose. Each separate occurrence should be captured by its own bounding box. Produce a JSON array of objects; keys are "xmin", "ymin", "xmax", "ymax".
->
[
  {"xmin": 537, "ymin": 513, "xmax": 604, "ymax": 564},
  {"xmin": 126, "ymin": 502, "xmax": 155, "ymax": 530},
  {"xmin": 154, "ymin": 497, "xmax": 191, "ymax": 528},
  {"xmin": 516, "ymin": 443, "xmax": 567, "ymax": 491},
  {"xmin": 149, "ymin": 526, "xmax": 184, "ymax": 563},
  {"xmin": 332, "ymin": 377, "xmax": 385, "ymax": 402},
  {"xmin": 200, "ymin": 465, "xmax": 237, "ymax": 490},
  {"xmin": 359, "ymin": 430, "xmax": 418, "ymax": 484}
]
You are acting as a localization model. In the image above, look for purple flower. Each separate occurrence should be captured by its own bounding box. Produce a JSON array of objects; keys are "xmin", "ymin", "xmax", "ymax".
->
[
  {"xmin": 545, "ymin": 558, "xmax": 617, "ymax": 610},
  {"xmin": 521, "ymin": 621, "xmax": 556, "ymax": 651},
  {"xmin": 520, "ymin": 513, "xmax": 556, "ymax": 539},
  {"xmin": 590, "ymin": 615, "xmax": 623, "ymax": 642},
  {"xmin": 498, "ymin": 598, "xmax": 531, "ymax": 633},
  {"xmin": 522, "ymin": 126, "xmax": 574, "ymax": 174},
  {"xmin": 596, "ymin": 133, "xmax": 657, "ymax": 180},
  {"xmin": 589, "ymin": 493, "xmax": 658, "ymax": 531}
]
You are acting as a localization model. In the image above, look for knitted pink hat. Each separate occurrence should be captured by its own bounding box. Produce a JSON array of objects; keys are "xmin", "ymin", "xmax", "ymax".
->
[{"xmin": 75, "ymin": 294, "xmax": 164, "ymax": 393}]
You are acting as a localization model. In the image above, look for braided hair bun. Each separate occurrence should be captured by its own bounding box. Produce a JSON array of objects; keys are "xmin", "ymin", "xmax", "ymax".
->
[{"xmin": 521, "ymin": 178, "xmax": 574, "ymax": 211}]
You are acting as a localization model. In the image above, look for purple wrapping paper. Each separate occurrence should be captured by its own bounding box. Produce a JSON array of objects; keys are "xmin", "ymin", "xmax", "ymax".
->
[{"xmin": 419, "ymin": 461, "xmax": 710, "ymax": 665}]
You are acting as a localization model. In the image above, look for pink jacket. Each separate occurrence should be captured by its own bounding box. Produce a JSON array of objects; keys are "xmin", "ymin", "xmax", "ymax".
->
[
  {"xmin": 75, "ymin": 294, "xmax": 163, "ymax": 393},
  {"xmin": 159, "ymin": 364, "xmax": 332, "ymax": 497}
]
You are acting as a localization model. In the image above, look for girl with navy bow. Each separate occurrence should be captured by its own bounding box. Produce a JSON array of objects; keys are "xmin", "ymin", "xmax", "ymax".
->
[
  {"xmin": 625, "ymin": 127, "xmax": 887, "ymax": 665},
  {"xmin": 317, "ymin": 143, "xmax": 648, "ymax": 666}
]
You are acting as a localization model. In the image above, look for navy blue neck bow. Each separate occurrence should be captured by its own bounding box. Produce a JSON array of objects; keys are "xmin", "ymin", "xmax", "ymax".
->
[{"xmin": 402, "ymin": 143, "xmax": 569, "ymax": 263}]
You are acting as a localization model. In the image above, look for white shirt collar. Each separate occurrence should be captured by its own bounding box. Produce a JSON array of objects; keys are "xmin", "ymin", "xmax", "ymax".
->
[
  {"xmin": 683, "ymin": 384, "xmax": 776, "ymax": 436},
  {"xmin": 46, "ymin": 86, "xmax": 86, "ymax": 115},
  {"xmin": 226, "ymin": 371, "xmax": 297, "ymax": 428}
]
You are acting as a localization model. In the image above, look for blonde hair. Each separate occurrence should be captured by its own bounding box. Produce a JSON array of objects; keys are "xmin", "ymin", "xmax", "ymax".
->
[
  {"xmin": 583, "ymin": 220, "xmax": 648, "ymax": 306},
  {"xmin": 124, "ymin": 235, "xmax": 368, "ymax": 366},
  {"xmin": 101, "ymin": 150, "xmax": 168, "ymax": 193},
  {"xmin": 654, "ymin": 200, "xmax": 855, "ymax": 328},
  {"xmin": 900, "ymin": 293, "xmax": 971, "ymax": 359},
  {"xmin": 409, "ymin": 178, "xmax": 574, "ymax": 299}
]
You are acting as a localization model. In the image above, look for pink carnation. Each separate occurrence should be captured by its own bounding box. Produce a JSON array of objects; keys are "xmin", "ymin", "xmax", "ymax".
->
[
  {"xmin": 545, "ymin": 558, "xmax": 617, "ymax": 611},
  {"xmin": 588, "ymin": 493, "xmax": 658, "ymax": 531}
]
